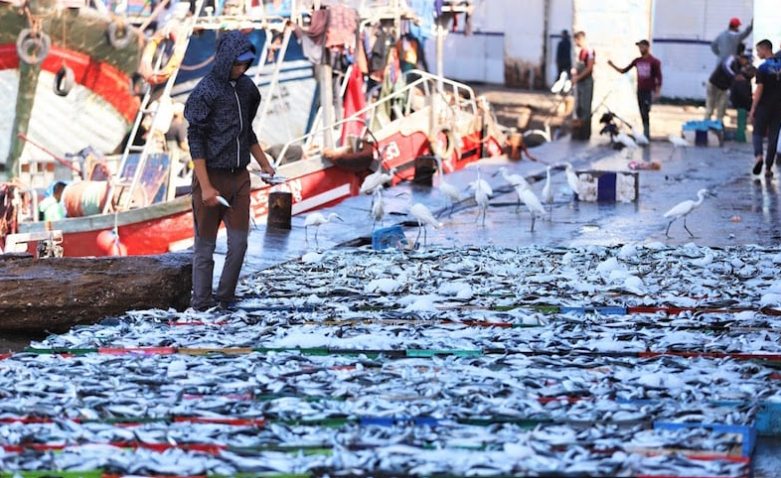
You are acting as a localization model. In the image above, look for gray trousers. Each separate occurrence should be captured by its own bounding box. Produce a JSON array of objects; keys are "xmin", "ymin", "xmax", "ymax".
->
[
  {"xmin": 192, "ymin": 228, "xmax": 248, "ymax": 309},
  {"xmin": 575, "ymin": 77, "xmax": 594, "ymax": 139},
  {"xmin": 191, "ymin": 169, "xmax": 251, "ymax": 310}
]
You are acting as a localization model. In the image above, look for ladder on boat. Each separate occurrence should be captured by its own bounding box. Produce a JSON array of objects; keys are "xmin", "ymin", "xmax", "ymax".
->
[{"xmin": 104, "ymin": 0, "xmax": 204, "ymax": 214}]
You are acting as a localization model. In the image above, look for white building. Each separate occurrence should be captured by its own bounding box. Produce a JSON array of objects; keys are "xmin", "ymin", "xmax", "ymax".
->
[{"xmin": 431, "ymin": 0, "xmax": 756, "ymax": 100}]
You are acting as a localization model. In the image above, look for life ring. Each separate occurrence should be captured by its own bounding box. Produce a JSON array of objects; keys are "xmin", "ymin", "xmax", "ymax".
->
[
  {"xmin": 140, "ymin": 33, "xmax": 183, "ymax": 86},
  {"xmin": 53, "ymin": 65, "xmax": 75, "ymax": 97},
  {"xmin": 428, "ymin": 126, "xmax": 456, "ymax": 160},
  {"xmin": 106, "ymin": 21, "xmax": 133, "ymax": 50},
  {"xmin": 16, "ymin": 28, "xmax": 51, "ymax": 65}
]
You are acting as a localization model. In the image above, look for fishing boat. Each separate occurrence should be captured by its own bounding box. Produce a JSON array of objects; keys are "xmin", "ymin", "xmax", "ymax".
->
[
  {"xmin": 4, "ymin": 0, "xmax": 506, "ymax": 257},
  {"xmin": 0, "ymin": 0, "xmax": 144, "ymax": 173}
]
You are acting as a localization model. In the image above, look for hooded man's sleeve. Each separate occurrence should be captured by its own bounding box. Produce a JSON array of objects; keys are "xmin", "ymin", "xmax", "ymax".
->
[
  {"xmin": 247, "ymin": 89, "xmax": 262, "ymax": 147},
  {"xmin": 184, "ymin": 89, "xmax": 211, "ymax": 160}
]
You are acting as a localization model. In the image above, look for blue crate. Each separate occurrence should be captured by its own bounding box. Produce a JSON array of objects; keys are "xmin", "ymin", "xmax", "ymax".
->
[{"xmin": 372, "ymin": 225, "xmax": 409, "ymax": 250}]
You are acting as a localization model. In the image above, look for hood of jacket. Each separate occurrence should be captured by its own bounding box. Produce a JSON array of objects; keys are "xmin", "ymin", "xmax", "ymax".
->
[{"xmin": 211, "ymin": 30, "xmax": 257, "ymax": 82}]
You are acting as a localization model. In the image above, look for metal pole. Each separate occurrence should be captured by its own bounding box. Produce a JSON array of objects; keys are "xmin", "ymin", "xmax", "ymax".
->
[{"xmin": 320, "ymin": 63, "xmax": 335, "ymax": 150}]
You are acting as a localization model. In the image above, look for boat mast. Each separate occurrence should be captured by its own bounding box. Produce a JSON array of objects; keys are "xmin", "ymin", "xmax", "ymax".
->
[{"xmin": 6, "ymin": 0, "xmax": 58, "ymax": 179}]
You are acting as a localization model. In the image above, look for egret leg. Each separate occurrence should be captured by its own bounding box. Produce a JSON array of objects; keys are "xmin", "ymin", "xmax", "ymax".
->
[
  {"xmin": 481, "ymin": 207, "xmax": 487, "ymax": 226},
  {"xmin": 305, "ymin": 226, "xmax": 309, "ymax": 243},
  {"xmin": 515, "ymin": 198, "xmax": 521, "ymax": 213},
  {"xmin": 415, "ymin": 223, "xmax": 423, "ymax": 247},
  {"xmin": 314, "ymin": 227, "xmax": 320, "ymax": 249},
  {"xmin": 474, "ymin": 210, "xmax": 480, "ymax": 223},
  {"xmin": 683, "ymin": 216, "xmax": 694, "ymax": 237},
  {"xmin": 423, "ymin": 226, "xmax": 428, "ymax": 246},
  {"xmin": 530, "ymin": 214, "xmax": 536, "ymax": 232},
  {"xmin": 665, "ymin": 219, "xmax": 674, "ymax": 237}
]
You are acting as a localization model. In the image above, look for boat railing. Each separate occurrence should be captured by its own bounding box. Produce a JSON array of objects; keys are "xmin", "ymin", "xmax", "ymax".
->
[
  {"xmin": 106, "ymin": 0, "xmax": 205, "ymax": 214},
  {"xmin": 272, "ymin": 69, "xmax": 479, "ymax": 167}
]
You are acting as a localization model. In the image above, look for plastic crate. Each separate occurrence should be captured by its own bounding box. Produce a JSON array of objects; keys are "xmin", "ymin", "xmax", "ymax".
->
[
  {"xmin": 372, "ymin": 225, "xmax": 409, "ymax": 250},
  {"xmin": 576, "ymin": 170, "xmax": 639, "ymax": 203}
]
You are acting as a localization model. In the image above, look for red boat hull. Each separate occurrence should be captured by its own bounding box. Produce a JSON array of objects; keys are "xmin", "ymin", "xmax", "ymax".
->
[{"xmin": 20, "ymin": 114, "xmax": 502, "ymax": 257}]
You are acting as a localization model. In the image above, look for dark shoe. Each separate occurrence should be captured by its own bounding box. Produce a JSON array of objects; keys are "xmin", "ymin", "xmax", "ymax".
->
[
  {"xmin": 192, "ymin": 303, "xmax": 215, "ymax": 312},
  {"xmin": 218, "ymin": 301, "xmax": 238, "ymax": 311},
  {"xmin": 765, "ymin": 170, "xmax": 774, "ymax": 178},
  {"xmin": 753, "ymin": 159, "xmax": 764, "ymax": 175}
]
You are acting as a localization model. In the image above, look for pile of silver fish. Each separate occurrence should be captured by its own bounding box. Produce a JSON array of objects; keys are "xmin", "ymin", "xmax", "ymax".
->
[{"xmin": 2, "ymin": 243, "xmax": 779, "ymax": 476}]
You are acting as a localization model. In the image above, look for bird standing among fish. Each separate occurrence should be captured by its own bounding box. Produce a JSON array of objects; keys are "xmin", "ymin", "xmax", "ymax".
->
[
  {"xmin": 371, "ymin": 188, "xmax": 384, "ymax": 230},
  {"xmin": 564, "ymin": 163, "xmax": 583, "ymax": 200},
  {"xmin": 541, "ymin": 165, "xmax": 554, "ymax": 217},
  {"xmin": 667, "ymin": 134, "xmax": 691, "ymax": 159},
  {"xmin": 495, "ymin": 166, "xmax": 531, "ymax": 212},
  {"xmin": 470, "ymin": 167, "xmax": 492, "ymax": 226},
  {"xmin": 410, "ymin": 203, "xmax": 442, "ymax": 246},
  {"xmin": 517, "ymin": 186, "xmax": 547, "ymax": 232},
  {"xmin": 360, "ymin": 167, "xmax": 397, "ymax": 195},
  {"xmin": 434, "ymin": 156, "xmax": 462, "ymax": 216},
  {"xmin": 663, "ymin": 188, "xmax": 712, "ymax": 237},
  {"xmin": 304, "ymin": 212, "xmax": 343, "ymax": 248},
  {"xmin": 631, "ymin": 123, "xmax": 650, "ymax": 146}
]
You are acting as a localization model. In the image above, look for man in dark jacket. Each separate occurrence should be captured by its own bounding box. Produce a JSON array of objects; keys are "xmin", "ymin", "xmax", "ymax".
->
[
  {"xmin": 705, "ymin": 53, "xmax": 749, "ymax": 124},
  {"xmin": 185, "ymin": 30, "xmax": 275, "ymax": 311},
  {"xmin": 730, "ymin": 59, "xmax": 755, "ymax": 143},
  {"xmin": 556, "ymin": 30, "xmax": 572, "ymax": 80}
]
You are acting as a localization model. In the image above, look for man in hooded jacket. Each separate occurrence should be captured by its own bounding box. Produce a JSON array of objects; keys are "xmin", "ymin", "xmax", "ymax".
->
[{"xmin": 185, "ymin": 30, "xmax": 275, "ymax": 311}]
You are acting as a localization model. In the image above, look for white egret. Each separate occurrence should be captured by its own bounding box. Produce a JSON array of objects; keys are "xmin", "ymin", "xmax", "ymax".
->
[
  {"xmin": 468, "ymin": 167, "xmax": 493, "ymax": 196},
  {"xmin": 494, "ymin": 166, "xmax": 531, "ymax": 212},
  {"xmin": 668, "ymin": 134, "xmax": 691, "ymax": 148},
  {"xmin": 360, "ymin": 167, "xmax": 397, "ymax": 195},
  {"xmin": 517, "ymin": 186, "xmax": 546, "ymax": 232},
  {"xmin": 667, "ymin": 134, "xmax": 691, "ymax": 160},
  {"xmin": 495, "ymin": 166, "xmax": 531, "ymax": 190},
  {"xmin": 471, "ymin": 166, "xmax": 491, "ymax": 226},
  {"xmin": 410, "ymin": 202, "xmax": 442, "ymax": 246},
  {"xmin": 663, "ymin": 188, "xmax": 711, "ymax": 237},
  {"xmin": 304, "ymin": 212, "xmax": 343, "ymax": 248},
  {"xmin": 615, "ymin": 132, "xmax": 638, "ymax": 150},
  {"xmin": 371, "ymin": 188, "xmax": 384, "ymax": 230},
  {"xmin": 615, "ymin": 132, "xmax": 639, "ymax": 159},
  {"xmin": 564, "ymin": 162, "xmax": 582, "ymax": 200},
  {"xmin": 541, "ymin": 165, "xmax": 554, "ymax": 216},
  {"xmin": 631, "ymin": 125, "xmax": 650, "ymax": 146},
  {"xmin": 434, "ymin": 155, "xmax": 462, "ymax": 215}
]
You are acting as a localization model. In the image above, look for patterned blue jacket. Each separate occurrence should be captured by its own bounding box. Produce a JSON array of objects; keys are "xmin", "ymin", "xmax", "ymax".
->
[{"xmin": 184, "ymin": 31, "xmax": 260, "ymax": 170}]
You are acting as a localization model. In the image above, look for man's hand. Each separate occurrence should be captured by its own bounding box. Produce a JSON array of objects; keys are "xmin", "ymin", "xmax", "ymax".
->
[
  {"xmin": 261, "ymin": 164, "xmax": 275, "ymax": 177},
  {"xmin": 201, "ymin": 184, "xmax": 221, "ymax": 207},
  {"xmin": 749, "ymin": 110, "xmax": 755, "ymax": 125},
  {"xmin": 654, "ymin": 89, "xmax": 661, "ymax": 100}
]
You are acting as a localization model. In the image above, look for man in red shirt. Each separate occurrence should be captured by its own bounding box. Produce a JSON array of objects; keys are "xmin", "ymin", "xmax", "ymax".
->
[
  {"xmin": 571, "ymin": 31, "xmax": 595, "ymax": 140},
  {"xmin": 608, "ymin": 40, "xmax": 663, "ymax": 141}
]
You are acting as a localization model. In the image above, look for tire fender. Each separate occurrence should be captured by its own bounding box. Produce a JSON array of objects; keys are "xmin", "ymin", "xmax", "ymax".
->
[
  {"xmin": 106, "ymin": 21, "xmax": 132, "ymax": 50},
  {"xmin": 16, "ymin": 28, "xmax": 51, "ymax": 65},
  {"xmin": 53, "ymin": 65, "xmax": 75, "ymax": 97}
]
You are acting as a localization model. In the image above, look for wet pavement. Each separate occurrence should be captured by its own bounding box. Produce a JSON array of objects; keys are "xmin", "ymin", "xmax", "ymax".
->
[{"xmin": 222, "ymin": 137, "xmax": 780, "ymax": 277}]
